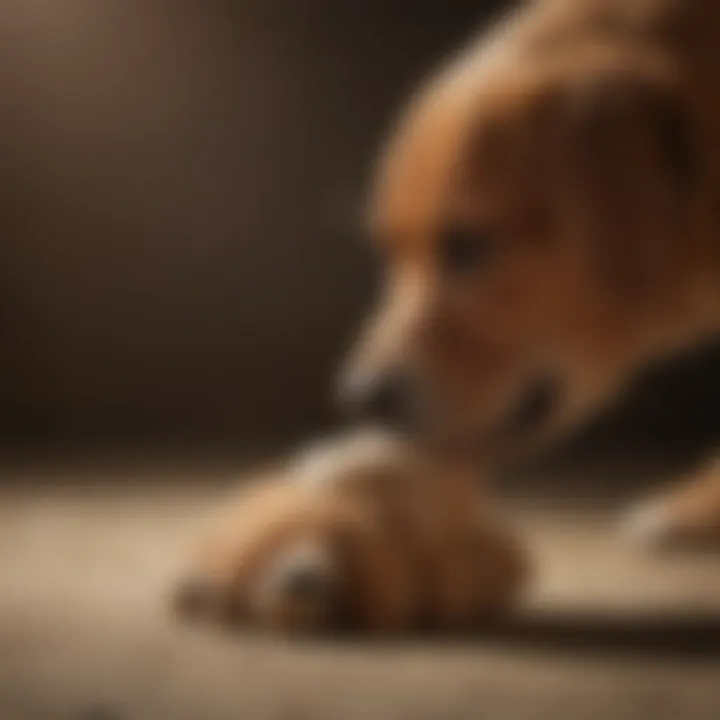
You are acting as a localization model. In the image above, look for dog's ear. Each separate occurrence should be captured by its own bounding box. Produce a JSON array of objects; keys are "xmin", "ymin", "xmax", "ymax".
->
[
  {"xmin": 568, "ymin": 67, "xmax": 696, "ymax": 192},
  {"xmin": 553, "ymin": 65, "xmax": 698, "ymax": 297}
]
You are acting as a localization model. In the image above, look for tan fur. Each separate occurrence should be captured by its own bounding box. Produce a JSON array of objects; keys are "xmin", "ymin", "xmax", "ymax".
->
[
  {"xmin": 344, "ymin": 0, "xmax": 720, "ymax": 537},
  {"xmin": 176, "ymin": 1, "xmax": 720, "ymax": 636},
  {"xmin": 174, "ymin": 432, "xmax": 527, "ymax": 635},
  {"xmin": 624, "ymin": 459, "xmax": 720, "ymax": 545},
  {"xmin": 349, "ymin": 0, "xmax": 720, "ymax": 450}
]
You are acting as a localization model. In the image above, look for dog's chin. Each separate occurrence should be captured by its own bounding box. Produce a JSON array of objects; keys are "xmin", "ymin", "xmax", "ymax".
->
[
  {"xmin": 370, "ymin": 375, "xmax": 563, "ymax": 460},
  {"xmin": 500, "ymin": 375, "xmax": 562, "ymax": 438},
  {"xmin": 448, "ymin": 375, "xmax": 564, "ymax": 461},
  {"xmin": 490, "ymin": 375, "xmax": 564, "ymax": 458}
]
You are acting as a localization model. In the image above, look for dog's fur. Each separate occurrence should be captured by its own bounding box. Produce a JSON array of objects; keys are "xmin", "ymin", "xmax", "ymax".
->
[
  {"xmin": 344, "ymin": 0, "xmax": 720, "ymax": 541},
  {"xmin": 175, "ymin": 0, "xmax": 720, "ymax": 633},
  {"xmin": 174, "ymin": 431, "xmax": 526, "ymax": 634}
]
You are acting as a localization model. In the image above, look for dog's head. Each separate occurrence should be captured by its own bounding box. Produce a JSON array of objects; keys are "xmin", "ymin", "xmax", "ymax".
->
[{"xmin": 341, "ymin": 15, "xmax": 702, "ymax": 457}]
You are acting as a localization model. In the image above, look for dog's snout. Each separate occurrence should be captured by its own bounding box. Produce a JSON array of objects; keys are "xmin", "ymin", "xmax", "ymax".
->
[{"xmin": 339, "ymin": 370, "xmax": 414, "ymax": 426}]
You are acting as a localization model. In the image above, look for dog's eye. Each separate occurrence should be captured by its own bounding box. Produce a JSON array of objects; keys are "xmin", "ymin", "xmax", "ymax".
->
[{"xmin": 439, "ymin": 225, "xmax": 493, "ymax": 276}]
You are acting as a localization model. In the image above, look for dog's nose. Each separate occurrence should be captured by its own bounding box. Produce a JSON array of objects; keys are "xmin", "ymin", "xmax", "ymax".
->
[{"xmin": 338, "ymin": 370, "xmax": 412, "ymax": 426}]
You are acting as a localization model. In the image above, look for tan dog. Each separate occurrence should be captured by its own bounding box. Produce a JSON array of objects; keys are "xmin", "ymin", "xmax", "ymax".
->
[
  {"xmin": 340, "ymin": 0, "xmax": 720, "ymax": 544},
  {"xmin": 174, "ymin": 0, "xmax": 720, "ymax": 637},
  {"xmin": 174, "ymin": 431, "xmax": 526, "ymax": 635}
]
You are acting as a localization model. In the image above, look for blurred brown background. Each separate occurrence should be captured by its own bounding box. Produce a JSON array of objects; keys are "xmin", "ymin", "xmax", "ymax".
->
[
  {"xmin": 0, "ymin": 0, "xmax": 719, "ymax": 464},
  {"xmin": 0, "ymin": 0, "xmax": 496, "ymax": 446}
]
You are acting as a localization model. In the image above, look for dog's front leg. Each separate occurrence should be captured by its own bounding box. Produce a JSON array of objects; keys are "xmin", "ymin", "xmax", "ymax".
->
[{"xmin": 623, "ymin": 458, "xmax": 720, "ymax": 548}]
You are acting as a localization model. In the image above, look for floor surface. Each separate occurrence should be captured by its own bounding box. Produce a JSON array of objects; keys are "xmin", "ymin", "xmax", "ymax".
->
[{"xmin": 1, "ymin": 453, "xmax": 719, "ymax": 720}]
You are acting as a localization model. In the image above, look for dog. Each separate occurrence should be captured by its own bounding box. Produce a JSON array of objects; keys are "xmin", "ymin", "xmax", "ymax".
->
[
  {"xmin": 340, "ymin": 0, "xmax": 720, "ymax": 545},
  {"xmin": 174, "ymin": 0, "xmax": 720, "ymax": 635}
]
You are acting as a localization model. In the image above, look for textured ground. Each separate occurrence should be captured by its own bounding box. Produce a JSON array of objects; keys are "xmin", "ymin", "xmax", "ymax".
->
[{"xmin": 1, "ymin": 452, "xmax": 719, "ymax": 720}]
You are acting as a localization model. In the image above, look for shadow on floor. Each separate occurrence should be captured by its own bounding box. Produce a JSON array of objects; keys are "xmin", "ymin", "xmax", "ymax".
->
[{"xmin": 302, "ymin": 611, "xmax": 720, "ymax": 661}]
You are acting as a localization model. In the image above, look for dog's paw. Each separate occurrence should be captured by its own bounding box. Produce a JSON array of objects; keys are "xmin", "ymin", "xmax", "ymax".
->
[
  {"xmin": 172, "ymin": 432, "xmax": 528, "ymax": 636},
  {"xmin": 172, "ymin": 477, "xmax": 419, "ymax": 635},
  {"xmin": 620, "ymin": 462, "xmax": 720, "ymax": 549}
]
